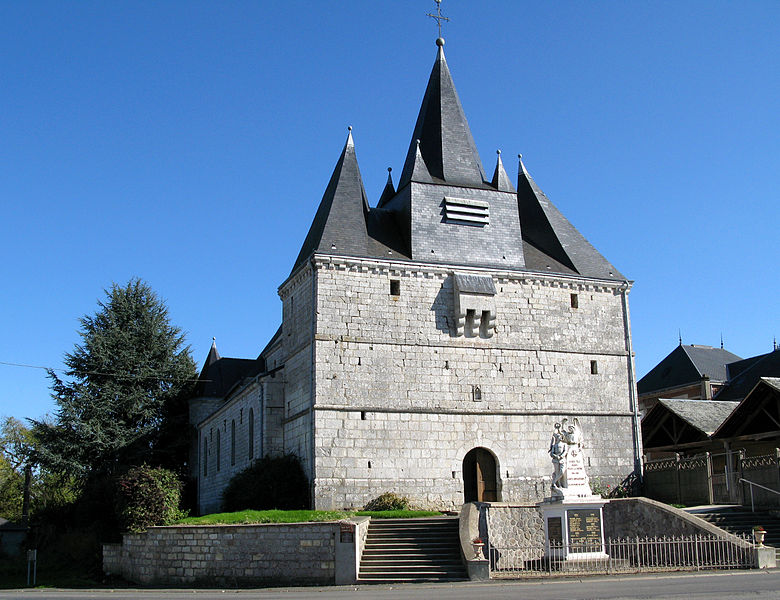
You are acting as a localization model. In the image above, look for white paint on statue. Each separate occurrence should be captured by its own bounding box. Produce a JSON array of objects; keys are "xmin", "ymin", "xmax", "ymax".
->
[{"xmin": 548, "ymin": 418, "xmax": 594, "ymax": 499}]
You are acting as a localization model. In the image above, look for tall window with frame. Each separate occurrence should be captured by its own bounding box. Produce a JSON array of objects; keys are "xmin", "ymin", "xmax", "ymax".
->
[
  {"xmin": 230, "ymin": 420, "xmax": 236, "ymax": 466},
  {"xmin": 203, "ymin": 437, "xmax": 208, "ymax": 477},
  {"xmin": 216, "ymin": 429, "xmax": 221, "ymax": 472},
  {"xmin": 248, "ymin": 407, "xmax": 255, "ymax": 460}
]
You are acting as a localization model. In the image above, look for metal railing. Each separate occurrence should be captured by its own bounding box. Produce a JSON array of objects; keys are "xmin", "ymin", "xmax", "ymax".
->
[
  {"xmin": 488, "ymin": 534, "xmax": 755, "ymax": 578},
  {"xmin": 740, "ymin": 478, "xmax": 780, "ymax": 512}
]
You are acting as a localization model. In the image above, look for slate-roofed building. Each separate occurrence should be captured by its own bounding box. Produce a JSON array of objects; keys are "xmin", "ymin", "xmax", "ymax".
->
[
  {"xmin": 637, "ymin": 344, "xmax": 743, "ymax": 415},
  {"xmin": 189, "ymin": 38, "xmax": 641, "ymax": 513},
  {"xmin": 640, "ymin": 345, "xmax": 780, "ymax": 461}
]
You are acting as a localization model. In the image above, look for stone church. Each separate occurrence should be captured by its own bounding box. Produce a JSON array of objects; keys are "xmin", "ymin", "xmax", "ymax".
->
[{"xmin": 189, "ymin": 38, "xmax": 642, "ymax": 514}]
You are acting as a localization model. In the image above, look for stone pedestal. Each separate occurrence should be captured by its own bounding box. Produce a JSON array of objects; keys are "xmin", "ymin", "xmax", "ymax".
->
[{"xmin": 539, "ymin": 496, "xmax": 608, "ymax": 561}]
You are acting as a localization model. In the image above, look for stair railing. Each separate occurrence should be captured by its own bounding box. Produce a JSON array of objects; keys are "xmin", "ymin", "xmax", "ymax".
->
[{"xmin": 738, "ymin": 477, "xmax": 780, "ymax": 512}]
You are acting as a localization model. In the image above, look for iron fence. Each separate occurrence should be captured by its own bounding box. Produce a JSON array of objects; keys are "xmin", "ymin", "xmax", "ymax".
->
[{"xmin": 488, "ymin": 533, "xmax": 755, "ymax": 578}]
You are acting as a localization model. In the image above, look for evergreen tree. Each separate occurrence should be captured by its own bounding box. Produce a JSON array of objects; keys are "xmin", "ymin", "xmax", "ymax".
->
[{"xmin": 33, "ymin": 279, "xmax": 197, "ymax": 478}]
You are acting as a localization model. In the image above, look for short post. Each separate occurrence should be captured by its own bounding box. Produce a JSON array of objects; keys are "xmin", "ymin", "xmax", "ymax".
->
[{"xmin": 26, "ymin": 549, "xmax": 37, "ymax": 586}]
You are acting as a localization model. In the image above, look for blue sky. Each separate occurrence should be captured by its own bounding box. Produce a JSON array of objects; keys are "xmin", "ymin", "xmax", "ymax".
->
[{"xmin": 2, "ymin": 1, "xmax": 778, "ymax": 423}]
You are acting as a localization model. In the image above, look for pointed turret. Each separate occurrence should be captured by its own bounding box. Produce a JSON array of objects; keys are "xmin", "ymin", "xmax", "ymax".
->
[
  {"xmin": 399, "ymin": 39, "xmax": 487, "ymax": 188},
  {"xmin": 517, "ymin": 155, "xmax": 624, "ymax": 280},
  {"xmin": 377, "ymin": 167, "xmax": 396, "ymax": 208},
  {"xmin": 291, "ymin": 127, "xmax": 371, "ymax": 273},
  {"xmin": 491, "ymin": 150, "xmax": 515, "ymax": 192}
]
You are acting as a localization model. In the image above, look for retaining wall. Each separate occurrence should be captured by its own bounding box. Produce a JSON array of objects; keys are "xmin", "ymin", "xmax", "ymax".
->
[{"xmin": 103, "ymin": 519, "xmax": 368, "ymax": 586}]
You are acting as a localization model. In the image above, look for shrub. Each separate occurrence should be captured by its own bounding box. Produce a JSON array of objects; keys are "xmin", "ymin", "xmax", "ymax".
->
[
  {"xmin": 363, "ymin": 492, "xmax": 410, "ymax": 511},
  {"xmin": 115, "ymin": 465, "xmax": 186, "ymax": 533},
  {"xmin": 221, "ymin": 455, "xmax": 309, "ymax": 512}
]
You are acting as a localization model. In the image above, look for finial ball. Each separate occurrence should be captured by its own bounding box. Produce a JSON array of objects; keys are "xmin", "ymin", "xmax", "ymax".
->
[
  {"xmin": 436, "ymin": 37, "xmax": 445, "ymax": 47},
  {"xmin": 387, "ymin": 166, "xmax": 392, "ymax": 173},
  {"xmin": 348, "ymin": 125, "xmax": 352, "ymax": 131}
]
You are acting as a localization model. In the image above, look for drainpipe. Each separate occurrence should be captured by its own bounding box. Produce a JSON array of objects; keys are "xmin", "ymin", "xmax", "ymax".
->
[
  {"xmin": 309, "ymin": 257, "xmax": 318, "ymax": 509},
  {"xmin": 620, "ymin": 282, "xmax": 643, "ymax": 482}
]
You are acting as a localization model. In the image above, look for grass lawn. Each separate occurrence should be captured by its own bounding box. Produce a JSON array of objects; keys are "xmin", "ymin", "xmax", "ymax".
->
[{"xmin": 176, "ymin": 508, "xmax": 443, "ymax": 525}]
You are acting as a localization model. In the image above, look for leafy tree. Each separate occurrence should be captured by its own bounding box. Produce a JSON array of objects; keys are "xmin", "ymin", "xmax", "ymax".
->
[
  {"xmin": 33, "ymin": 279, "xmax": 197, "ymax": 479},
  {"xmin": 0, "ymin": 416, "xmax": 35, "ymax": 521}
]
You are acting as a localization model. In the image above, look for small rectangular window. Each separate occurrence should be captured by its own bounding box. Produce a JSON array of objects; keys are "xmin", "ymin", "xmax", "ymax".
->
[
  {"xmin": 570, "ymin": 293, "xmax": 579, "ymax": 309},
  {"xmin": 390, "ymin": 279, "xmax": 400, "ymax": 296},
  {"xmin": 590, "ymin": 360, "xmax": 599, "ymax": 375}
]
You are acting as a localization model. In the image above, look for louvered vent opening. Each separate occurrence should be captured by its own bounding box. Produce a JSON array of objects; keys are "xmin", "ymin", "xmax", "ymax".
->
[{"xmin": 443, "ymin": 197, "xmax": 489, "ymax": 226}]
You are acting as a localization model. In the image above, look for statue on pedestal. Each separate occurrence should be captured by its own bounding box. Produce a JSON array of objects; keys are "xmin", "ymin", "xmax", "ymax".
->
[{"xmin": 548, "ymin": 418, "xmax": 591, "ymax": 498}]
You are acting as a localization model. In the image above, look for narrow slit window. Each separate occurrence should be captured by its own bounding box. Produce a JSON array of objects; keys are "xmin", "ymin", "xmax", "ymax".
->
[
  {"xmin": 361, "ymin": 411, "xmax": 367, "ymax": 420},
  {"xmin": 390, "ymin": 279, "xmax": 400, "ymax": 296},
  {"xmin": 571, "ymin": 293, "xmax": 579, "ymax": 309},
  {"xmin": 590, "ymin": 360, "xmax": 599, "ymax": 375},
  {"xmin": 203, "ymin": 438, "xmax": 208, "ymax": 477}
]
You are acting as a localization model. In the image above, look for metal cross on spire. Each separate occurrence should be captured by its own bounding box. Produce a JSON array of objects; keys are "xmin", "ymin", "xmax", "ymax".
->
[{"xmin": 427, "ymin": 0, "xmax": 450, "ymax": 40}]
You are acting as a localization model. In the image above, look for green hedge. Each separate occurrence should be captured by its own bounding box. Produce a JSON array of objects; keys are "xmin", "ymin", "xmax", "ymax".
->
[{"xmin": 222, "ymin": 455, "xmax": 309, "ymax": 512}]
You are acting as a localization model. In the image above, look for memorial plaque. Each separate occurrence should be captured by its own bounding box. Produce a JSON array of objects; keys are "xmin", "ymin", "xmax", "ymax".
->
[
  {"xmin": 547, "ymin": 516, "xmax": 563, "ymax": 544},
  {"xmin": 566, "ymin": 509, "xmax": 602, "ymax": 551}
]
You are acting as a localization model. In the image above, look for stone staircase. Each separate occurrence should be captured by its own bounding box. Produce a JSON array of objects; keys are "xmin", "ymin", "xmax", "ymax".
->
[
  {"xmin": 690, "ymin": 507, "xmax": 780, "ymax": 560},
  {"xmin": 358, "ymin": 517, "xmax": 467, "ymax": 583}
]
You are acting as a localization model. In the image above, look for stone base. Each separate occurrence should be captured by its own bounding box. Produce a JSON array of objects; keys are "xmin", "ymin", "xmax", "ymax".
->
[{"xmin": 539, "ymin": 496, "xmax": 608, "ymax": 561}]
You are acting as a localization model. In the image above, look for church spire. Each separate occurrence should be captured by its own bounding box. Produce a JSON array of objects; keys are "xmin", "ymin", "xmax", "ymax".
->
[
  {"xmin": 399, "ymin": 39, "xmax": 487, "ymax": 188},
  {"xmin": 291, "ymin": 127, "xmax": 371, "ymax": 273}
]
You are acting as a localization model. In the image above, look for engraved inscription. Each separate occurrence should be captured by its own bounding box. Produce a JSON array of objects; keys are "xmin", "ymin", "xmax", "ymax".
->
[
  {"xmin": 547, "ymin": 516, "xmax": 562, "ymax": 544},
  {"xmin": 567, "ymin": 509, "xmax": 602, "ymax": 551}
]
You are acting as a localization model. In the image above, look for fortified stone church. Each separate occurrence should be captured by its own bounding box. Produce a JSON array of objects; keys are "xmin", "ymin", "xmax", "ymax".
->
[{"xmin": 189, "ymin": 37, "xmax": 642, "ymax": 514}]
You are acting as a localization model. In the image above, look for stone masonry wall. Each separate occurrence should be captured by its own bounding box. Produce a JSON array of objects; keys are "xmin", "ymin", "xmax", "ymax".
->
[
  {"xmin": 198, "ymin": 383, "xmax": 262, "ymax": 515},
  {"xmin": 279, "ymin": 262, "xmax": 315, "ymax": 481},
  {"xmin": 311, "ymin": 257, "xmax": 637, "ymax": 509},
  {"xmin": 103, "ymin": 523, "xmax": 338, "ymax": 586}
]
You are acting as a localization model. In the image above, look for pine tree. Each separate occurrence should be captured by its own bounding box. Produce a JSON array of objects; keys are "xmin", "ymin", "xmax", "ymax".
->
[{"xmin": 33, "ymin": 279, "xmax": 197, "ymax": 478}]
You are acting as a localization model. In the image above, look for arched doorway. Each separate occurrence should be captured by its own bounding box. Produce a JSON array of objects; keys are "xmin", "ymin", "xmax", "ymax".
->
[{"xmin": 463, "ymin": 447, "xmax": 498, "ymax": 502}]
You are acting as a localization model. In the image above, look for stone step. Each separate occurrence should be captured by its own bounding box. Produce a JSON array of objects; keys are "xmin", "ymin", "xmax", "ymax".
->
[{"xmin": 359, "ymin": 517, "xmax": 466, "ymax": 583}]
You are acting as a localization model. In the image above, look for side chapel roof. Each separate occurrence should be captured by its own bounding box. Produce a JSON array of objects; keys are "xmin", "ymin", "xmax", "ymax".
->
[{"xmin": 194, "ymin": 339, "xmax": 263, "ymax": 398}]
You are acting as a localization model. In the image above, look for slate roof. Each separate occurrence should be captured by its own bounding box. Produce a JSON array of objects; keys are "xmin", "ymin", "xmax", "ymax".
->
[
  {"xmin": 194, "ymin": 340, "xmax": 263, "ymax": 398},
  {"xmin": 638, "ymin": 344, "xmax": 743, "ymax": 395},
  {"xmin": 656, "ymin": 399, "xmax": 739, "ymax": 436},
  {"xmin": 289, "ymin": 41, "xmax": 625, "ymax": 282},
  {"xmin": 516, "ymin": 157, "xmax": 624, "ymax": 280},
  {"xmin": 398, "ymin": 40, "xmax": 488, "ymax": 189},
  {"xmin": 713, "ymin": 377, "xmax": 780, "ymax": 438},
  {"xmin": 715, "ymin": 350, "xmax": 780, "ymax": 402}
]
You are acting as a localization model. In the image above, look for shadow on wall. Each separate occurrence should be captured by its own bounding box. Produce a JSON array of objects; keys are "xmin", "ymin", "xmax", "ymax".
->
[{"xmin": 431, "ymin": 278, "xmax": 454, "ymax": 336}]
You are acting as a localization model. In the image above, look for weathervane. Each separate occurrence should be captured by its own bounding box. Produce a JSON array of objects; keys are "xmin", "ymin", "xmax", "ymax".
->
[{"xmin": 427, "ymin": 0, "xmax": 449, "ymax": 40}]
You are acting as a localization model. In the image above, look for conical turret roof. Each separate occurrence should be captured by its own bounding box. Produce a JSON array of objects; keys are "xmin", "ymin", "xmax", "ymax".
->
[{"xmin": 291, "ymin": 129, "xmax": 371, "ymax": 273}]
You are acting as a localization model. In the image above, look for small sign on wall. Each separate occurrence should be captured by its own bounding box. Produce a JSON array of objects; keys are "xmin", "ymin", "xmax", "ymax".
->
[{"xmin": 339, "ymin": 521, "xmax": 354, "ymax": 543}]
